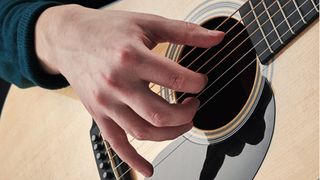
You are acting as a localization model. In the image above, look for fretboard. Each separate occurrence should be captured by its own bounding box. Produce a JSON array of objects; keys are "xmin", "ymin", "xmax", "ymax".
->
[{"xmin": 239, "ymin": 0, "xmax": 319, "ymax": 64}]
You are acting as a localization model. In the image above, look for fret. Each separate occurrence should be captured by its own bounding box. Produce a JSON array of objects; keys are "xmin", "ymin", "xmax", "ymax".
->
[
  {"xmin": 249, "ymin": 0, "xmax": 274, "ymax": 53},
  {"xmin": 276, "ymin": 1, "xmax": 295, "ymax": 35},
  {"xmin": 292, "ymin": 0, "xmax": 307, "ymax": 24},
  {"xmin": 262, "ymin": 1, "xmax": 284, "ymax": 45},
  {"xmin": 311, "ymin": 0, "xmax": 319, "ymax": 12}
]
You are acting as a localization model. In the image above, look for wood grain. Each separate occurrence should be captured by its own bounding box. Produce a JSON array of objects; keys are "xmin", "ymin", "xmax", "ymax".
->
[{"xmin": 0, "ymin": 0, "xmax": 318, "ymax": 179}]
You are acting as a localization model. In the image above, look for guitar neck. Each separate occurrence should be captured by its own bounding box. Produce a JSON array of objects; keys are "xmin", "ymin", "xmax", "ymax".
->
[{"xmin": 239, "ymin": 0, "xmax": 319, "ymax": 64}]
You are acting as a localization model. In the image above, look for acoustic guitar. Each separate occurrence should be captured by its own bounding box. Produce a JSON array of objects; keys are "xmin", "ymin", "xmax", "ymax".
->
[{"xmin": 0, "ymin": 0, "xmax": 318, "ymax": 179}]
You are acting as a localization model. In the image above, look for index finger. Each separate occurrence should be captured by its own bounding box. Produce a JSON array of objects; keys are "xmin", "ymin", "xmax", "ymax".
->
[
  {"xmin": 135, "ymin": 49, "xmax": 207, "ymax": 93},
  {"xmin": 139, "ymin": 15, "xmax": 224, "ymax": 48}
]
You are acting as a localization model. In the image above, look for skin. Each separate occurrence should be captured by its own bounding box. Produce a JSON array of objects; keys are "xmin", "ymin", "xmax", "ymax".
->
[{"xmin": 35, "ymin": 4, "xmax": 224, "ymax": 177}]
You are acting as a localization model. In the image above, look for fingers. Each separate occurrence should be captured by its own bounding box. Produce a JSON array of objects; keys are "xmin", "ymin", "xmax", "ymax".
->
[
  {"xmin": 95, "ymin": 117, "xmax": 153, "ymax": 177},
  {"xmin": 135, "ymin": 49, "xmax": 208, "ymax": 93},
  {"xmin": 120, "ymin": 86, "xmax": 200, "ymax": 127},
  {"xmin": 107, "ymin": 103, "xmax": 193, "ymax": 141},
  {"xmin": 141, "ymin": 16, "xmax": 225, "ymax": 48}
]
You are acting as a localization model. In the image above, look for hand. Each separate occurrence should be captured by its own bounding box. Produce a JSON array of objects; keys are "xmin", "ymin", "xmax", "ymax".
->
[{"xmin": 35, "ymin": 4, "xmax": 224, "ymax": 177}]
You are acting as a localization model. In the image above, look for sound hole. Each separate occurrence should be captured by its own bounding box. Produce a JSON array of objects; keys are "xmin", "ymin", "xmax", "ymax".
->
[{"xmin": 176, "ymin": 17, "xmax": 257, "ymax": 130}]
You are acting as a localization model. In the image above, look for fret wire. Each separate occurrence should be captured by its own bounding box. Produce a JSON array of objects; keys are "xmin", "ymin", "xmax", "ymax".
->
[
  {"xmin": 249, "ymin": 0, "xmax": 274, "ymax": 53},
  {"xmin": 311, "ymin": 0, "xmax": 319, "ymax": 12},
  {"xmin": 262, "ymin": 1, "xmax": 284, "ymax": 44},
  {"xmin": 292, "ymin": 0, "xmax": 308, "ymax": 24},
  {"xmin": 276, "ymin": 1, "xmax": 296, "ymax": 34}
]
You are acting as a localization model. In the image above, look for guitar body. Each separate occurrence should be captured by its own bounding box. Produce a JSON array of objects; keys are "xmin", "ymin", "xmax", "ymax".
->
[{"xmin": 0, "ymin": 0, "xmax": 318, "ymax": 179}]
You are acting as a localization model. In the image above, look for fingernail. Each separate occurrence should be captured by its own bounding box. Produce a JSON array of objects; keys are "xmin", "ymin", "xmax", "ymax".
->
[
  {"xmin": 208, "ymin": 30, "xmax": 225, "ymax": 37},
  {"xmin": 182, "ymin": 97, "xmax": 200, "ymax": 107},
  {"xmin": 204, "ymin": 74, "xmax": 208, "ymax": 84},
  {"xmin": 208, "ymin": 30, "xmax": 225, "ymax": 46},
  {"xmin": 143, "ymin": 168, "xmax": 153, "ymax": 177},
  {"xmin": 193, "ymin": 98, "xmax": 200, "ymax": 107},
  {"xmin": 187, "ymin": 121, "xmax": 194, "ymax": 129}
]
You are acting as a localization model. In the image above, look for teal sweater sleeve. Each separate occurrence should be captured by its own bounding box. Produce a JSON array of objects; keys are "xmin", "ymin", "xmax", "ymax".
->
[{"xmin": 0, "ymin": 0, "xmax": 115, "ymax": 89}]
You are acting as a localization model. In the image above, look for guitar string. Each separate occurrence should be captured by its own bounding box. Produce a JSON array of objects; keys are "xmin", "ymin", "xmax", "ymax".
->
[
  {"xmin": 148, "ymin": 0, "xmax": 263, "ymax": 90},
  {"xmin": 101, "ymin": 0, "xmax": 251, "ymax": 164},
  {"xmin": 117, "ymin": 2, "xmax": 317, "ymax": 179},
  {"xmin": 105, "ymin": 0, "xmax": 272, "ymax": 168},
  {"xmin": 159, "ymin": 0, "xmax": 290, "ymax": 103}
]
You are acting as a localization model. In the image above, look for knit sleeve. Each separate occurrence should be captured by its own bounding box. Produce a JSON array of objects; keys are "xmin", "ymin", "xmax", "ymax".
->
[{"xmin": 0, "ymin": 0, "xmax": 115, "ymax": 89}]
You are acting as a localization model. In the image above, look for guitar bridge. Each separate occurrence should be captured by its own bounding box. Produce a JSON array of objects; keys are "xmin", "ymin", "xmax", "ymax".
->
[{"xmin": 90, "ymin": 120, "xmax": 132, "ymax": 180}]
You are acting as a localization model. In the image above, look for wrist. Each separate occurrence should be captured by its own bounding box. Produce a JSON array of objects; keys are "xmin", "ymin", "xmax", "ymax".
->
[{"xmin": 35, "ymin": 4, "xmax": 84, "ymax": 75}]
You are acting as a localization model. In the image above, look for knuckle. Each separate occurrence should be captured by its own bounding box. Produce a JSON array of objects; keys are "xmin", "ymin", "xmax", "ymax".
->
[
  {"xmin": 131, "ymin": 128, "xmax": 148, "ymax": 140},
  {"xmin": 163, "ymin": 134, "xmax": 177, "ymax": 141},
  {"xmin": 149, "ymin": 14, "xmax": 166, "ymax": 21},
  {"xmin": 116, "ymin": 44, "xmax": 139, "ymax": 67},
  {"xmin": 184, "ymin": 21, "xmax": 198, "ymax": 34},
  {"xmin": 103, "ymin": 72, "xmax": 120, "ymax": 89},
  {"xmin": 103, "ymin": 73, "xmax": 131, "ymax": 97},
  {"xmin": 195, "ymin": 74, "xmax": 207, "ymax": 93},
  {"xmin": 150, "ymin": 111, "xmax": 167, "ymax": 127},
  {"xmin": 84, "ymin": 103, "xmax": 96, "ymax": 117},
  {"xmin": 108, "ymin": 134, "xmax": 127, "ymax": 149},
  {"xmin": 93, "ymin": 90, "xmax": 108, "ymax": 107},
  {"xmin": 169, "ymin": 73, "xmax": 185, "ymax": 91}
]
